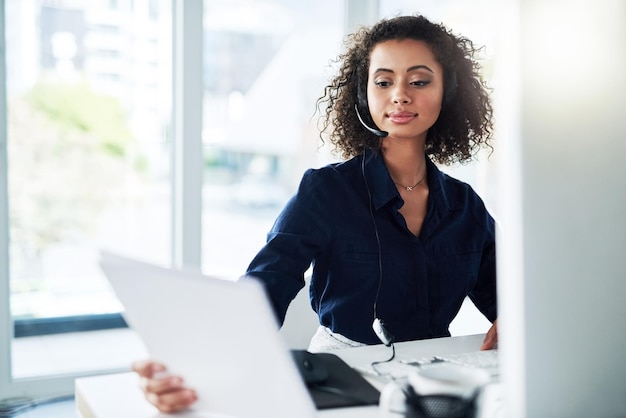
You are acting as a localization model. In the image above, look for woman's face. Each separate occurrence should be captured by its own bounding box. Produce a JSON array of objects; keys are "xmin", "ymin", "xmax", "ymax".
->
[{"xmin": 367, "ymin": 39, "xmax": 444, "ymax": 142}]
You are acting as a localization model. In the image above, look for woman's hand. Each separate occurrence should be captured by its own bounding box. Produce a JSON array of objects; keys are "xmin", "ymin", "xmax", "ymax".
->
[
  {"xmin": 132, "ymin": 360, "xmax": 198, "ymax": 413},
  {"xmin": 480, "ymin": 318, "xmax": 498, "ymax": 350}
]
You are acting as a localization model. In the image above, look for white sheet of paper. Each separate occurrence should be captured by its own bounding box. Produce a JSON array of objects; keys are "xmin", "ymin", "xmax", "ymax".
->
[{"xmin": 99, "ymin": 251, "xmax": 317, "ymax": 418}]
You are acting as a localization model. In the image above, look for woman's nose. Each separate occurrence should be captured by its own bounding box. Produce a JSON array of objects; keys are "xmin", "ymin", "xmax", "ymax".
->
[{"xmin": 392, "ymin": 87, "xmax": 411, "ymax": 104}]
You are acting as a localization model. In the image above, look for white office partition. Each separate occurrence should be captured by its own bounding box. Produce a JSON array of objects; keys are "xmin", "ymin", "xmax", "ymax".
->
[{"xmin": 498, "ymin": 1, "xmax": 626, "ymax": 417}]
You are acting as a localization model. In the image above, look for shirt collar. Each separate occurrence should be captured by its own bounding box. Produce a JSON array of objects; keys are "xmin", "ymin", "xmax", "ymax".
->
[{"xmin": 362, "ymin": 151, "xmax": 457, "ymax": 211}]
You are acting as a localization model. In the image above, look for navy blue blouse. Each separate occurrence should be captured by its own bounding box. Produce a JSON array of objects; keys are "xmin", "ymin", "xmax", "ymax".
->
[{"xmin": 245, "ymin": 151, "xmax": 497, "ymax": 345}]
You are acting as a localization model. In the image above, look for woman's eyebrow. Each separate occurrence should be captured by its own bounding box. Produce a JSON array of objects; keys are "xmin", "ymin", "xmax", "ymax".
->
[
  {"xmin": 407, "ymin": 65, "xmax": 434, "ymax": 73},
  {"xmin": 373, "ymin": 65, "xmax": 435, "ymax": 74}
]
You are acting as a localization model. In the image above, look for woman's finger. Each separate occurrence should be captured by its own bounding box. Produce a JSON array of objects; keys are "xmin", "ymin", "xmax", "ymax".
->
[{"xmin": 146, "ymin": 388, "xmax": 198, "ymax": 413}]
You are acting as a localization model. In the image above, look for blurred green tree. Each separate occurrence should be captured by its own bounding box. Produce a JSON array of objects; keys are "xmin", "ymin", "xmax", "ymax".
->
[{"xmin": 8, "ymin": 80, "xmax": 139, "ymax": 284}]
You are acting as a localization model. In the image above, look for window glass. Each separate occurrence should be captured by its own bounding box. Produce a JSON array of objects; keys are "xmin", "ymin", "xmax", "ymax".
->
[
  {"xmin": 6, "ymin": 0, "xmax": 172, "ymax": 376},
  {"xmin": 5, "ymin": 0, "xmax": 345, "ymax": 380},
  {"xmin": 200, "ymin": 0, "xmax": 343, "ymax": 277}
]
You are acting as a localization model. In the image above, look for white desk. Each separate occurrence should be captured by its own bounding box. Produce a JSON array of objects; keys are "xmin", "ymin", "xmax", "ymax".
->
[{"xmin": 75, "ymin": 334, "xmax": 503, "ymax": 418}]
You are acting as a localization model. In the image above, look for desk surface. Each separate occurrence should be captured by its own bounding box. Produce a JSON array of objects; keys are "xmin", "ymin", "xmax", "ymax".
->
[{"xmin": 75, "ymin": 334, "xmax": 501, "ymax": 418}]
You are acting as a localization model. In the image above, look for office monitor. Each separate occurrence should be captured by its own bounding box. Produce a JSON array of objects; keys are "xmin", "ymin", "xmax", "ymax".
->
[{"xmin": 495, "ymin": 1, "xmax": 626, "ymax": 417}]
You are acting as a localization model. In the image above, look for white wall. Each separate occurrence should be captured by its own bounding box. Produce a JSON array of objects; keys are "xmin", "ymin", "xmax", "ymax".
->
[{"xmin": 498, "ymin": 1, "xmax": 626, "ymax": 417}]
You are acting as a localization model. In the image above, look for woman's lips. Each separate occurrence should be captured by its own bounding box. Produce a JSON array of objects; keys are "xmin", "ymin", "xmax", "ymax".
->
[{"xmin": 387, "ymin": 111, "xmax": 416, "ymax": 124}]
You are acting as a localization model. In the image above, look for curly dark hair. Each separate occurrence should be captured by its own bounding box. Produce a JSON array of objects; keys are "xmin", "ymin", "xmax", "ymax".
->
[{"xmin": 316, "ymin": 14, "xmax": 493, "ymax": 165}]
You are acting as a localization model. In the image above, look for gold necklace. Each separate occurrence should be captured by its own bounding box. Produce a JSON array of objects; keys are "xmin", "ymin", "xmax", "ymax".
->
[{"xmin": 393, "ymin": 171, "xmax": 427, "ymax": 191}]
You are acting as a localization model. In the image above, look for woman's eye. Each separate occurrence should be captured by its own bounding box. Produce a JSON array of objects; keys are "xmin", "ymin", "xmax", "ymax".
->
[
  {"xmin": 411, "ymin": 80, "xmax": 431, "ymax": 87},
  {"xmin": 374, "ymin": 80, "xmax": 391, "ymax": 88}
]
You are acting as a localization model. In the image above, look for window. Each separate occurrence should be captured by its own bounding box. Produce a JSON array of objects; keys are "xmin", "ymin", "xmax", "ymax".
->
[
  {"xmin": 0, "ymin": 0, "xmax": 349, "ymax": 401},
  {"xmin": 1, "ymin": 0, "xmax": 173, "ymax": 397}
]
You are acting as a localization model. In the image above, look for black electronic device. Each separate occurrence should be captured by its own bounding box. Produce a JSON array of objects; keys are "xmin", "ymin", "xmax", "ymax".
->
[
  {"xmin": 291, "ymin": 349, "xmax": 329, "ymax": 385},
  {"xmin": 443, "ymin": 70, "xmax": 458, "ymax": 108},
  {"xmin": 290, "ymin": 350, "xmax": 380, "ymax": 409}
]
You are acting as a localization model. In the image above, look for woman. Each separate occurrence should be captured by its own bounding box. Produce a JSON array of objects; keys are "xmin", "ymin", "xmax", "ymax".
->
[{"xmin": 134, "ymin": 14, "xmax": 498, "ymax": 413}]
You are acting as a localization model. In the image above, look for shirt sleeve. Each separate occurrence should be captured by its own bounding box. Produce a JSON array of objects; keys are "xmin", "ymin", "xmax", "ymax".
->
[
  {"xmin": 468, "ymin": 214, "xmax": 498, "ymax": 323},
  {"xmin": 244, "ymin": 169, "xmax": 332, "ymax": 325}
]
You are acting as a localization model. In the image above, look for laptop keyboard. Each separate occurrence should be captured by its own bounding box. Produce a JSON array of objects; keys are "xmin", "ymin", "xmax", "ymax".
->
[{"xmin": 357, "ymin": 349, "xmax": 499, "ymax": 380}]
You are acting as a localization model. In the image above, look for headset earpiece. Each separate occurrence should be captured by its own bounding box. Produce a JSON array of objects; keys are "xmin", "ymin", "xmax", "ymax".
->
[
  {"xmin": 356, "ymin": 72, "xmax": 370, "ymax": 118},
  {"xmin": 443, "ymin": 70, "xmax": 458, "ymax": 108}
]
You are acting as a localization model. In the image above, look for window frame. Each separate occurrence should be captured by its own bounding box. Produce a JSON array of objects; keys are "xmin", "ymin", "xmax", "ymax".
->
[{"xmin": 14, "ymin": 314, "xmax": 128, "ymax": 338}]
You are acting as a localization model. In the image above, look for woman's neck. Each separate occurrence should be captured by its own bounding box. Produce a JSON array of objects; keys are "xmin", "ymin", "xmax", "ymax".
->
[{"xmin": 381, "ymin": 139, "xmax": 427, "ymax": 187}]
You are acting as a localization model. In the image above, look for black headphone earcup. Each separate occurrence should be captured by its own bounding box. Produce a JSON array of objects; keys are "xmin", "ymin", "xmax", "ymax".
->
[
  {"xmin": 443, "ymin": 71, "xmax": 458, "ymax": 107},
  {"xmin": 356, "ymin": 74, "xmax": 369, "ymax": 114}
]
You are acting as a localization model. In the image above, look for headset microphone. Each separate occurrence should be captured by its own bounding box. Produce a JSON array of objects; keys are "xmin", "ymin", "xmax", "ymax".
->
[{"xmin": 355, "ymin": 104, "xmax": 388, "ymax": 138}]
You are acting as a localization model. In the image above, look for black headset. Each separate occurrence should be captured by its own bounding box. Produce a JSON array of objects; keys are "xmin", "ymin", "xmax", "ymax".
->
[{"xmin": 357, "ymin": 69, "xmax": 457, "ymax": 348}]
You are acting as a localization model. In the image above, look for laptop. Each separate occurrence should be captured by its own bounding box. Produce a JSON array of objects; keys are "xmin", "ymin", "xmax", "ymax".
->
[
  {"xmin": 99, "ymin": 251, "xmax": 317, "ymax": 418},
  {"xmin": 99, "ymin": 252, "xmax": 379, "ymax": 418}
]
